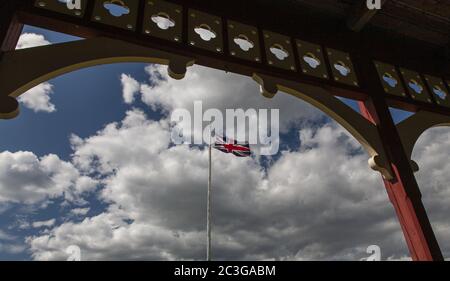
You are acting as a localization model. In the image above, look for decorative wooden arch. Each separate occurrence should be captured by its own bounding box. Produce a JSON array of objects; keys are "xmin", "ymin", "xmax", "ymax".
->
[
  {"xmin": 0, "ymin": 37, "xmax": 194, "ymax": 118},
  {"xmin": 1, "ymin": 0, "xmax": 450, "ymax": 261},
  {"xmin": 0, "ymin": 36, "xmax": 395, "ymax": 180},
  {"xmin": 397, "ymin": 112, "xmax": 450, "ymax": 172}
]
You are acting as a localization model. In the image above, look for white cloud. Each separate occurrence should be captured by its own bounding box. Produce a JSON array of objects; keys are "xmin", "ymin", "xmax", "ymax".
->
[
  {"xmin": 27, "ymin": 107, "xmax": 409, "ymax": 261},
  {"xmin": 16, "ymin": 33, "xmax": 50, "ymax": 50},
  {"xmin": 32, "ymin": 219, "xmax": 56, "ymax": 229},
  {"xmin": 120, "ymin": 74, "xmax": 140, "ymax": 104},
  {"xmin": 0, "ymin": 230, "xmax": 25, "ymax": 254},
  {"xmin": 0, "ymin": 151, "xmax": 97, "ymax": 205},
  {"xmin": 0, "ymin": 243, "xmax": 26, "ymax": 254},
  {"xmin": 18, "ymin": 82, "xmax": 56, "ymax": 113},
  {"xmin": 16, "ymin": 33, "xmax": 56, "ymax": 113},
  {"xmin": 15, "ymin": 220, "xmax": 31, "ymax": 230},
  {"xmin": 412, "ymin": 127, "xmax": 450, "ymax": 259},
  {"xmin": 18, "ymin": 64, "xmax": 450, "ymax": 261},
  {"xmin": 137, "ymin": 65, "xmax": 322, "ymax": 134},
  {"xmin": 70, "ymin": 207, "xmax": 90, "ymax": 216},
  {"xmin": 0, "ymin": 230, "xmax": 15, "ymax": 241},
  {"xmin": 70, "ymin": 109, "xmax": 170, "ymax": 174}
]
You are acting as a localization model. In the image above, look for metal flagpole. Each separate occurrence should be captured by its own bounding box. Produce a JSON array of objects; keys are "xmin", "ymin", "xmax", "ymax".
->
[{"xmin": 206, "ymin": 128, "xmax": 212, "ymax": 261}]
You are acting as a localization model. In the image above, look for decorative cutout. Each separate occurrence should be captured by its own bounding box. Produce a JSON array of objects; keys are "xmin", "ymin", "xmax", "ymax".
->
[
  {"xmin": 227, "ymin": 21, "xmax": 260, "ymax": 62},
  {"xmin": 143, "ymin": 0, "xmax": 182, "ymax": 42},
  {"xmin": 423, "ymin": 75, "xmax": 449, "ymax": 107},
  {"xmin": 269, "ymin": 44, "xmax": 289, "ymax": 61},
  {"xmin": 303, "ymin": 52, "xmax": 321, "ymax": 69},
  {"xmin": 382, "ymin": 72, "xmax": 398, "ymax": 88},
  {"xmin": 0, "ymin": 37, "xmax": 196, "ymax": 119},
  {"xmin": 334, "ymin": 61, "xmax": 351, "ymax": 77},
  {"xmin": 408, "ymin": 79, "xmax": 423, "ymax": 94},
  {"xmin": 296, "ymin": 40, "xmax": 328, "ymax": 78},
  {"xmin": 327, "ymin": 49, "xmax": 358, "ymax": 86},
  {"xmin": 433, "ymin": 85, "xmax": 447, "ymax": 100},
  {"xmin": 374, "ymin": 62, "xmax": 403, "ymax": 96},
  {"xmin": 151, "ymin": 12, "xmax": 175, "ymax": 30},
  {"xmin": 194, "ymin": 24, "xmax": 216, "ymax": 41},
  {"xmin": 263, "ymin": 31, "xmax": 295, "ymax": 70},
  {"xmin": 233, "ymin": 35, "xmax": 254, "ymax": 52},
  {"xmin": 188, "ymin": 9, "xmax": 223, "ymax": 52},
  {"xmin": 35, "ymin": 0, "xmax": 86, "ymax": 17},
  {"xmin": 103, "ymin": 0, "xmax": 130, "ymax": 17},
  {"xmin": 57, "ymin": 0, "xmax": 79, "ymax": 10}
]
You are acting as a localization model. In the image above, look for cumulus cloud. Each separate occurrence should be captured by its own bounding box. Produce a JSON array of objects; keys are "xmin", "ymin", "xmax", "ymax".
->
[
  {"xmin": 0, "ymin": 230, "xmax": 26, "ymax": 254},
  {"xmin": 120, "ymin": 74, "xmax": 140, "ymax": 104},
  {"xmin": 16, "ymin": 33, "xmax": 56, "ymax": 113},
  {"xmin": 18, "ymin": 83, "xmax": 56, "ymax": 113},
  {"xmin": 137, "ymin": 65, "xmax": 322, "ymax": 135},
  {"xmin": 70, "ymin": 207, "xmax": 90, "ymax": 216},
  {"xmin": 0, "ymin": 230, "xmax": 15, "ymax": 241},
  {"xmin": 14, "ymin": 64, "xmax": 450, "ymax": 261},
  {"xmin": 0, "ymin": 243, "xmax": 26, "ymax": 255},
  {"xmin": 0, "ymin": 151, "xmax": 97, "ymax": 206},
  {"xmin": 15, "ymin": 33, "xmax": 50, "ymax": 50},
  {"xmin": 32, "ymin": 219, "xmax": 56, "ymax": 229},
  {"xmin": 27, "ymin": 107, "xmax": 409, "ymax": 261},
  {"xmin": 413, "ymin": 127, "xmax": 450, "ymax": 259},
  {"xmin": 70, "ymin": 109, "xmax": 171, "ymax": 174}
]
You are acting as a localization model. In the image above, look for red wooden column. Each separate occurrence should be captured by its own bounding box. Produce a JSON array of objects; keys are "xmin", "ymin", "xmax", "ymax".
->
[{"xmin": 356, "ymin": 56, "xmax": 443, "ymax": 261}]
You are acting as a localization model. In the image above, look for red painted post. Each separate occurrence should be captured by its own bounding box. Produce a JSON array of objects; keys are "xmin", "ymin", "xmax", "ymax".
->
[
  {"xmin": 357, "ymin": 65, "xmax": 444, "ymax": 260},
  {"xmin": 350, "ymin": 29, "xmax": 445, "ymax": 259}
]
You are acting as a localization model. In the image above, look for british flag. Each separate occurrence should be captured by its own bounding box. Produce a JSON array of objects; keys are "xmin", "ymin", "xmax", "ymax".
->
[{"xmin": 213, "ymin": 135, "xmax": 251, "ymax": 157}]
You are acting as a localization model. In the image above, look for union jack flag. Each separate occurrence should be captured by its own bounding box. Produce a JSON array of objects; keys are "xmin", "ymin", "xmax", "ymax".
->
[{"xmin": 213, "ymin": 135, "xmax": 251, "ymax": 157}]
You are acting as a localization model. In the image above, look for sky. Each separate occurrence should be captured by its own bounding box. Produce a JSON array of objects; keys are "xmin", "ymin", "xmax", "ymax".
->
[{"xmin": 0, "ymin": 25, "xmax": 449, "ymax": 261}]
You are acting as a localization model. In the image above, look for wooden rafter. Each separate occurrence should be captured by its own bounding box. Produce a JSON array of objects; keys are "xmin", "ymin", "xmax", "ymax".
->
[{"xmin": 347, "ymin": 0, "xmax": 388, "ymax": 32}]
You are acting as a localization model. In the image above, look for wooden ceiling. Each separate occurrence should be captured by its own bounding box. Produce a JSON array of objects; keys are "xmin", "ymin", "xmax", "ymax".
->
[
  {"xmin": 293, "ymin": 0, "xmax": 450, "ymax": 47},
  {"xmin": 5, "ymin": 0, "xmax": 450, "ymax": 115},
  {"xmin": 178, "ymin": 0, "xmax": 449, "ymax": 61}
]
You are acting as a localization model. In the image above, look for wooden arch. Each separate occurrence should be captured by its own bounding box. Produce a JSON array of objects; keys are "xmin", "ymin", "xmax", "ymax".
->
[
  {"xmin": 0, "ymin": 36, "xmax": 393, "ymax": 179},
  {"xmin": 397, "ymin": 111, "xmax": 450, "ymax": 172},
  {"xmin": 0, "ymin": 37, "xmax": 195, "ymax": 118}
]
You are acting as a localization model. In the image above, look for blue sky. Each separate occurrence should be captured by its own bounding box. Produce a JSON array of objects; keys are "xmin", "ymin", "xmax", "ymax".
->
[
  {"xmin": 0, "ymin": 26, "xmax": 149, "ymax": 260},
  {"xmin": 1, "ymin": 25, "xmax": 446, "ymax": 261},
  {"xmin": 1, "ymin": 26, "xmax": 412, "ymax": 162}
]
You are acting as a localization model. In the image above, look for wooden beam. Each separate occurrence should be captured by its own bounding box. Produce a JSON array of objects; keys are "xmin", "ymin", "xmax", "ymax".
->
[
  {"xmin": 347, "ymin": 0, "xmax": 388, "ymax": 32},
  {"xmin": 0, "ymin": 0, "xmax": 23, "ymax": 53},
  {"xmin": 6, "ymin": 0, "xmax": 450, "ymax": 117},
  {"xmin": 0, "ymin": 0, "xmax": 22, "ymax": 118},
  {"xmin": 355, "ymin": 52, "xmax": 444, "ymax": 261}
]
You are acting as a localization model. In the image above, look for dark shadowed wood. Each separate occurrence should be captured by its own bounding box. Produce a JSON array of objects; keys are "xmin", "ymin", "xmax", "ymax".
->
[{"xmin": 347, "ymin": 0, "xmax": 388, "ymax": 31}]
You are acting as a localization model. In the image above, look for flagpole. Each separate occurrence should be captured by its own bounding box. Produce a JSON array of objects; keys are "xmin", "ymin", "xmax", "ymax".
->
[{"xmin": 206, "ymin": 128, "xmax": 212, "ymax": 261}]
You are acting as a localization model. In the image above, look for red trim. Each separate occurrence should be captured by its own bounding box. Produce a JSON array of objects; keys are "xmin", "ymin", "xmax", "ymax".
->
[{"xmin": 358, "ymin": 101, "xmax": 443, "ymax": 261}]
